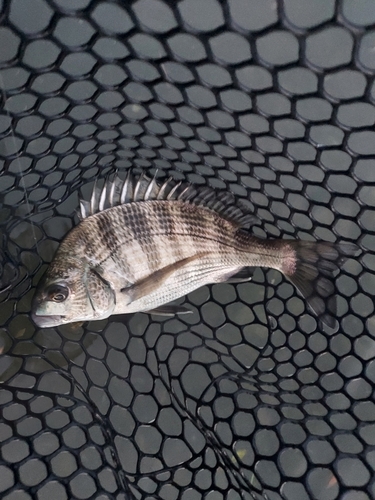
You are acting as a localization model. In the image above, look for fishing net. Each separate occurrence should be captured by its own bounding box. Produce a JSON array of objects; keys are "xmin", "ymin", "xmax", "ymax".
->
[{"xmin": 0, "ymin": 1, "xmax": 374, "ymax": 499}]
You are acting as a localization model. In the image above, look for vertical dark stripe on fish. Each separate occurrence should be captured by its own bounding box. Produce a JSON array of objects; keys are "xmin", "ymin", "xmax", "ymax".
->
[
  {"xmin": 125, "ymin": 204, "xmax": 162, "ymax": 272},
  {"xmin": 81, "ymin": 220, "xmax": 104, "ymax": 261},
  {"xmin": 155, "ymin": 202, "xmax": 177, "ymax": 237},
  {"xmin": 157, "ymin": 202, "xmax": 186, "ymax": 262},
  {"xmin": 96, "ymin": 211, "xmax": 119, "ymax": 255},
  {"xmin": 94, "ymin": 209, "xmax": 137, "ymax": 282}
]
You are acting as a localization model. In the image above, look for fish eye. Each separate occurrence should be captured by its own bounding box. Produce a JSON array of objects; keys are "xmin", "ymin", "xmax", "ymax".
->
[{"xmin": 47, "ymin": 284, "xmax": 69, "ymax": 303}]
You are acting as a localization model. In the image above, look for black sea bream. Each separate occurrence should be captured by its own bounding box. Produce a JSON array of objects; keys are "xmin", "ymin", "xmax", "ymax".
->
[{"xmin": 31, "ymin": 172, "xmax": 357, "ymax": 328}]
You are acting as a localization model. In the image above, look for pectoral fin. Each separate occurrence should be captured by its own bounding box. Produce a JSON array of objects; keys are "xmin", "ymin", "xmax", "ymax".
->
[
  {"xmin": 146, "ymin": 305, "xmax": 192, "ymax": 316},
  {"xmin": 121, "ymin": 253, "xmax": 208, "ymax": 304}
]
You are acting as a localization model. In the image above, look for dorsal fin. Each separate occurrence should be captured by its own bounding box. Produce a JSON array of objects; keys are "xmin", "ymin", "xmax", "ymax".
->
[{"xmin": 80, "ymin": 171, "xmax": 259, "ymax": 228}]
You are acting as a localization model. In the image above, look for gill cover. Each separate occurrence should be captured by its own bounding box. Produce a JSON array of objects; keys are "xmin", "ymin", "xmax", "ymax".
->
[{"xmin": 85, "ymin": 267, "xmax": 116, "ymax": 319}]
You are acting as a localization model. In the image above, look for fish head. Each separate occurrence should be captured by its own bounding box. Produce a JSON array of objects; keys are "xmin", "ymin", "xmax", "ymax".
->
[{"xmin": 32, "ymin": 261, "xmax": 116, "ymax": 328}]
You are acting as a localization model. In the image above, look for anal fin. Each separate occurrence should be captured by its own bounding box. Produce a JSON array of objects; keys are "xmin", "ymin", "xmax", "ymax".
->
[
  {"xmin": 224, "ymin": 266, "xmax": 255, "ymax": 284},
  {"xmin": 146, "ymin": 305, "xmax": 192, "ymax": 316}
]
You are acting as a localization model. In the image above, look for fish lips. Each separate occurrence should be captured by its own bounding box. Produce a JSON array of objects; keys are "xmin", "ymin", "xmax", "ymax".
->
[{"xmin": 31, "ymin": 312, "xmax": 64, "ymax": 328}]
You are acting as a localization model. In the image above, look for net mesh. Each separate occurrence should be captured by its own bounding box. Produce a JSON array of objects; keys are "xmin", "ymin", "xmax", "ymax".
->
[{"xmin": 1, "ymin": 1, "xmax": 374, "ymax": 499}]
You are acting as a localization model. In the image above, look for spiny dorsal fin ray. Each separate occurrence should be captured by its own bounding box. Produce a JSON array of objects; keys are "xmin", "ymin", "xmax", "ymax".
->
[
  {"xmin": 79, "ymin": 200, "xmax": 91, "ymax": 219},
  {"xmin": 79, "ymin": 171, "xmax": 259, "ymax": 228}
]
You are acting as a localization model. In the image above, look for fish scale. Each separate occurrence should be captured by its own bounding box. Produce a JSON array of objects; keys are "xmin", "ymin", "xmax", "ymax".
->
[
  {"xmin": 31, "ymin": 172, "xmax": 359, "ymax": 328},
  {"xmin": 91, "ymin": 201, "xmax": 240, "ymax": 278}
]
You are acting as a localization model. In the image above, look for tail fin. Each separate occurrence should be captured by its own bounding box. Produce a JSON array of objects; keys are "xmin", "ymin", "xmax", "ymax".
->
[{"xmin": 284, "ymin": 241, "xmax": 359, "ymax": 328}]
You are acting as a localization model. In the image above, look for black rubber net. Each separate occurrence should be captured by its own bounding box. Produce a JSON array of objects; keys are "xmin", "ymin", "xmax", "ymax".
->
[{"xmin": 0, "ymin": 1, "xmax": 374, "ymax": 499}]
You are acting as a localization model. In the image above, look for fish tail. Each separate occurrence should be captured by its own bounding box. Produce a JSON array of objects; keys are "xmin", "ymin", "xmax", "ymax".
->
[{"xmin": 280, "ymin": 240, "xmax": 358, "ymax": 328}]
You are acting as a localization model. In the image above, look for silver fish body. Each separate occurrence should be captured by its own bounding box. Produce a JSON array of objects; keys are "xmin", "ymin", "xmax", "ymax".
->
[{"xmin": 31, "ymin": 172, "xmax": 357, "ymax": 328}]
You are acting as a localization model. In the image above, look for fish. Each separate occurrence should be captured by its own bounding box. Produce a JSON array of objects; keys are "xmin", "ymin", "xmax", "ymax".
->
[{"xmin": 31, "ymin": 171, "xmax": 358, "ymax": 329}]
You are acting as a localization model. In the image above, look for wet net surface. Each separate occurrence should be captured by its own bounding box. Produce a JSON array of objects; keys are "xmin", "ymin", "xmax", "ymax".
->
[{"xmin": 0, "ymin": 0, "xmax": 375, "ymax": 499}]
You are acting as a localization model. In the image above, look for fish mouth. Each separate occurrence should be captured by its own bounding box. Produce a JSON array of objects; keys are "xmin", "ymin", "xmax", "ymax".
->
[{"xmin": 31, "ymin": 312, "xmax": 65, "ymax": 328}]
